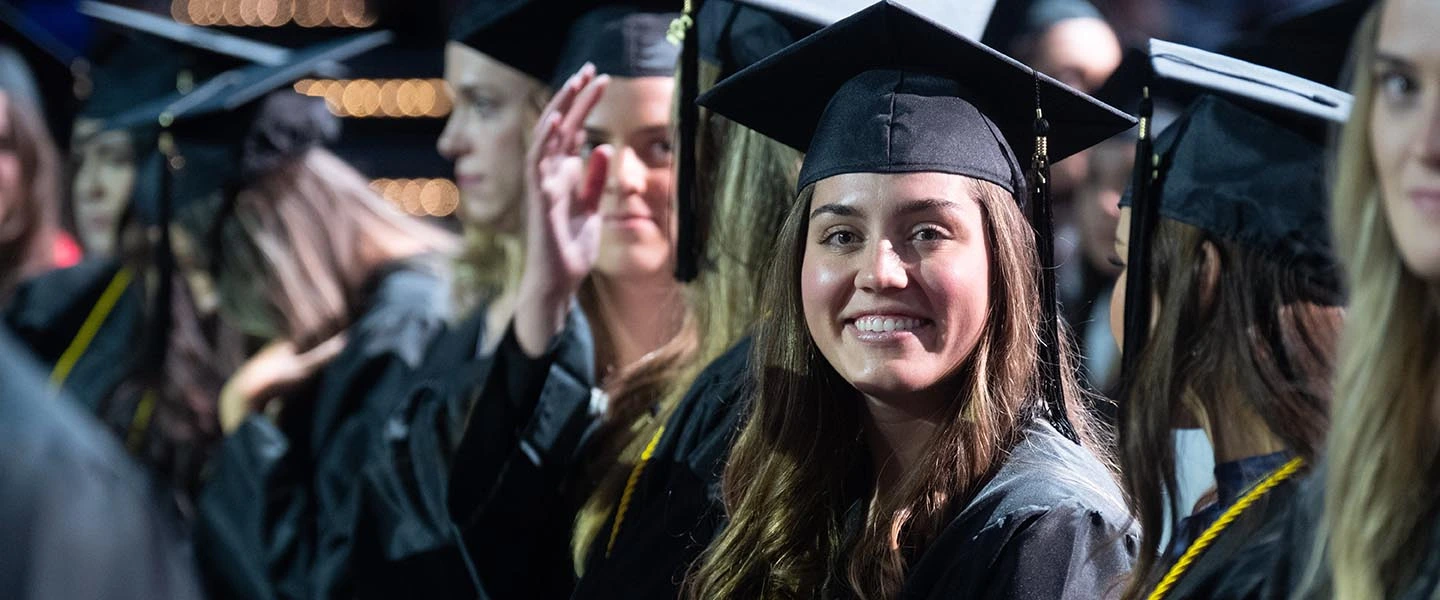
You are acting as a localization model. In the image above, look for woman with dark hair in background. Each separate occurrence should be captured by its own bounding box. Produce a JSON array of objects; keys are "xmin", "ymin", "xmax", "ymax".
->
[{"xmin": 1108, "ymin": 42, "xmax": 1349, "ymax": 600}]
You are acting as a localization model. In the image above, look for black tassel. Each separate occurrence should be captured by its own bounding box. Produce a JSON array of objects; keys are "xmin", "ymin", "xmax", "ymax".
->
[
  {"xmin": 148, "ymin": 132, "xmax": 178, "ymax": 376},
  {"xmin": 1119, "ymin": 86, "xmax": 1157, "ymax": 387},
  {"xmin": 673, "ymin": 0, "xmax": 704, "ymax": 282},
  {"xmin": 1030, "ymin": 101, "xmax": 1080, "ymax": 445}
]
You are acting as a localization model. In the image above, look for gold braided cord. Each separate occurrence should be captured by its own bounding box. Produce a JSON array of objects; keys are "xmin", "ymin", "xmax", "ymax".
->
[
  {"xmin": 126, "ymin": 390, "xmax": 158, "ymax": 453},
  {"xmin": 1147, "ymin": 456, "xmax": 1307, "ymax": 600},
  {"xmin": 50, "ymin": 268, "xmax": 134, "ymax": 390},
  {"xmin": 606, "ymin": 424, "xmax": 667, "ymax": 557}
]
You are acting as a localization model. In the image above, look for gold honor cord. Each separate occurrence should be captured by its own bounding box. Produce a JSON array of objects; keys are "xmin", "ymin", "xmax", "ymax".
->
[
  {"xmin": 49, "ymin": 268, "xmax": 135, "ymax": 390},
  {"xmin": 1147, "ymin": 456, "xmax": 1307, "ymax": 600},
  {"xmin": 606, "ymin": 424, "xmax": 667, "ymax": 557}
]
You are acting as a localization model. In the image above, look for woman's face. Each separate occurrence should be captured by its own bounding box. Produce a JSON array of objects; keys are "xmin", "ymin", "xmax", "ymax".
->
[
  {"xmin": 1109, "ymin": 208, "xmax": 1132, "ymax": 351},
  {"xmin": 70, "ymin": 120, "xmax": 136, "ymax": 256},
  {"xmin": 437, "ymin": 42, "xmax": 543, "ymax": 233},
  {"xmin": 801, "ymin": 172, "xmax": 990, "ymax": 406},
  {"xmin": 586, "ymin": 76, "xmax": 676, "ymax": 280},
  {"xmin": 1373, "ymin": 0, "xmax": 1440, "ymax": 280},
  {"xmin": 0, "ymin": 92, "xmax": 21, "ymax": 223}
]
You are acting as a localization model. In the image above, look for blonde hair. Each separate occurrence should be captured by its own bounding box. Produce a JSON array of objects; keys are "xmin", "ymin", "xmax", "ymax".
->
[
  {"xmin": 449, "ymin": 83, "xmax": 550, "ymax": 317},
  {"xmin": 216, "ymin": 147, "xmax": 458, "ymax": 348},
  {"xmin": 1312, "ymin": 4, "xmax": 1440, "ymax": 597},
  {"xmin": 568, "ymin": 57, "xmax": 803, "ymax": 572}
]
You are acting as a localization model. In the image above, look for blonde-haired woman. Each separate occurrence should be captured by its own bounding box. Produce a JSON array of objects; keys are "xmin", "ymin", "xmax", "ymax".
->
[
  {"xmin": 1194, "ymin": 1, "xmax": 1440, "ymax": 597},
  {"xmin": 1315, "ymin": 0, "xmax": 1440, "ymax": 596}
]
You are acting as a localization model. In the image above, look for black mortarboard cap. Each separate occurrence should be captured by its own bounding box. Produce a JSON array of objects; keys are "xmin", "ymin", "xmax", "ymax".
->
[
  {"xmin": 108, "ymin": 30, "xmax": 389, "ymax": 226},
  {"xmin": 78, "ymin": 1, "xmax": 290, "ymax": 121},
  {"xmin": 1120, "ymin": 39, "xmax": 1350, "ymax": 285},
  {"xmin": 673, "ymin": 0, "xmax": 996, "ymax": 281},
  {"xmin": 550, "ymin": 4, "xmax": 680, "ymax": 89},
  {"xmin": 452, "ymin": 0, "xmax": 679, "ymax": 89},
  {"xmin": 698, "ymin": 0, "xmax": 1134, "ymax": 196},
  {"xmin": 700, "ymin": 0, "xmax": 1134, "ymax": 440},
  {"xmin": 0, "ymin": 2, "xmax": 80, "ymax": 144}
]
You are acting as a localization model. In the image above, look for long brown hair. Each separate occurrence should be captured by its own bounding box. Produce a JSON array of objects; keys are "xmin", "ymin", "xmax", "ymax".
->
[
  {"xmin": 689, "ymin": 179, "xmax": 1102, "ymax": 599},
  {"xmin": 0, "ymin": 89, "xmax": 58, "ymax": 300},
  {"xmin": 568, "ymin": 57, "xmax": 805, "ymax": 571},
  {"xmin": 1117, "ymin": 218, "xmax": 1341, "ymax": 599},
  {"xmin": 215, "ymin": 147, "xmax": 457, "ymax": 348},
  {"xmin": 1312, "ymin": 4, "xmax": 1440, "ymax": 596}
]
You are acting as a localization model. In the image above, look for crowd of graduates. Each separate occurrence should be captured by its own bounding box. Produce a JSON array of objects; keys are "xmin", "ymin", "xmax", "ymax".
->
[{"xmin": 1, "ymin": 0, "xmax": 1438, "ymax": 598}]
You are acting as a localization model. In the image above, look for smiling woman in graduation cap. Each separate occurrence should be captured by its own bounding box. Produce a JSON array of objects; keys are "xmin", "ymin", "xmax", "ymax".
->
[
  {"xmin": 1106, "ymin": 40, "xmax": 1351, "ymax": 600},
  {"xmin": 687, "ymin": 2, "xmax": 1137, "ymax": 598}
]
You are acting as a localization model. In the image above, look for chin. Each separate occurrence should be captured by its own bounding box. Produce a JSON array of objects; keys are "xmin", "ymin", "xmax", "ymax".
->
[
  {"xmin": 596, "ymin": 244, "xmax": 673, "ymax": 279},
  {"xmin": 845, "ymin": 362, "xmax": 946, "ymax": 401}
]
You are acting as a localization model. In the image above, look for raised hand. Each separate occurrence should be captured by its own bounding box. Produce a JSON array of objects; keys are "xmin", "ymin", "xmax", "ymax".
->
[
  {"xmin": 515, "ymin": 64, "xmax": 613, "ymax": 357},
  {"xmin": 218, "ymin": 333, "xmax": 349, "ymax": 433}
]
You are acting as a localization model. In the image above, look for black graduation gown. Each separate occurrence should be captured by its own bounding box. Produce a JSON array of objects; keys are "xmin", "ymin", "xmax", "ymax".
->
[
  {"xmin": 0, "ymin": 325, "xmax": 205, "ymax": 600},
  {"xmin": 1153, "ymin": 475, "xmax": 1304, "ymax": 599},
  {"xmin": 895, "ymin": 420, "xmax": 1139, "ymax": 599},
  {"xmin": 4, "ymin": 259, "xmax": 145, "ymax": 429},
  {"xmin": 347, "ymin": 308, "xmax": 496, "ymax": 599},
  {"xmin": 570, "ymin": 337, "xmax": 751, "ymax": 599},
  {"xmin": 1182, "ymin": 469, "xmax": 1440, "ymax": 600},
  {"xmin": 446, "ymin": 310, "xmax": 597, "ymax": 599},
  {"xmin": 195, "ymin": 259, "xmax": 451, "ymax": 600}
]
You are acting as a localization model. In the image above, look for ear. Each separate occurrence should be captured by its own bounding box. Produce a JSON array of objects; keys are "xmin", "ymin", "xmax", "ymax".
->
[{"xmin": 1197, "ymin": 239, "xmax": 1222, "ymax": 313}]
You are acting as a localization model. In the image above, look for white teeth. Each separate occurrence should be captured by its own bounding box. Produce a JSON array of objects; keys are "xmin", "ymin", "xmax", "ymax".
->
[{"xmin": 854, "ymin": 316, "xmax": 923, "ymax": 332}]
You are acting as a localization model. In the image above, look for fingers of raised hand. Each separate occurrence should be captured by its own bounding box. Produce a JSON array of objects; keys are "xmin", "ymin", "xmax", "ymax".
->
[
  {"xmin": 558, "ymin": 75, "xmax": 611, "ymax": 153},
  {"xmin": 577, "ymin": 144, "xmax": 613, "ymax": 213}
]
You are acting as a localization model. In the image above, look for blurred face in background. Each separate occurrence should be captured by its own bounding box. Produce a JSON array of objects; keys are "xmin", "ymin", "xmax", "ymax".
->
[
  {"xmin": 1076, "ymin": 138, "xmax": 1133, "ymax": 276},
  {"xmin": 1024, "ymin": 17, "xmax": 1122, "ymax": 198},
  {"xmin": 437, "ymin": 42, "xmax": 548, "ymax": 233},
  {"xmin": 70, "ymin": 118, "xmax": 136, "ymax": 256},
  {"xmin": 0, "ymin": 91, "xmax": 21, "ymax": 222},
  {"xmin": 584, "ymin": 76, "xmax": 676, "ymax": 280},
  {"xmin": 1372, "ymin": 0, "xmax": 1440, "ymax": 280}
]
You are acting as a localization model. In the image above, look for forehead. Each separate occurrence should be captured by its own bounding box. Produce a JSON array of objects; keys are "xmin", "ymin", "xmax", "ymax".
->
[
  {"xmin": 444, "ymin": 42, "xmax": 535, "ymax": 89},
  {"xmin": 810, "ymin": 172, "xmax": 981, "ymax": 212},
  {"xmin": 1378, "ymin": 0, "xmax": 1440, "ymax": 65},
  {"xmin": 585, "ymin": 76, "xmax": 673, "ymax": 132}
]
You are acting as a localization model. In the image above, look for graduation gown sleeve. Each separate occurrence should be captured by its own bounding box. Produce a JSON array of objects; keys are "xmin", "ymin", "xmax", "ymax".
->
[
  {"xmin": 447, "ymin": 305, "xmax": 596, "ymax": 600},
  {"xmin": 978, "ymin": 500, "xmax": 1139, "ymax": 599},
  {"xmin": 347, "ymin": 310, "xmax": 494, "ymax": 600},
  {"xmin": 901, "ymin": 421, "xmax": 1139, "ymax": 600},
  {"xmin": 569, "ymin": 338, "xmax": 752, "ymax": 599},
  {"xmin": 195, "ymin": 261, "xmax": 451, "ymax": 600}
]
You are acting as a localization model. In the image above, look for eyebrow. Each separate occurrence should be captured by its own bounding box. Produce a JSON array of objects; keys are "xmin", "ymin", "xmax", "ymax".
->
[
  {"xmin": 893, "ymin": 198, "xmax": 963, "ymax": 216},
  {"xmin": 1374, "ymin": 53, "xmax": 1413, "ymax": 69},
  {"xmin": 810, "ymin": 203, "xmax": 859, "ymax": 219},
  {"xmin": 809, "ymin": 197, "xmax": 964, "ymax": 220}
]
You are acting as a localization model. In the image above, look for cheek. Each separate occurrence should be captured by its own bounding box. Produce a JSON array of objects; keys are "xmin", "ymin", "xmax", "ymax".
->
[
  {"xmin": 800, "ymin": 251, "xmax": 848, "ymax": 336},
  {"xmin": 1109, "ymin": 268, "xmax": 1127, "ymax": 351},
  {"xmin": 926, "ymin": 248, "xmax": 989, "ymax": 348}
]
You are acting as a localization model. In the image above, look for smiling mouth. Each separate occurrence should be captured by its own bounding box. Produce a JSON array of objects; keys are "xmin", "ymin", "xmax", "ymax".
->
[{"xmin": 852, "ymin": 315, "xmax": 929, "ymax": 332}]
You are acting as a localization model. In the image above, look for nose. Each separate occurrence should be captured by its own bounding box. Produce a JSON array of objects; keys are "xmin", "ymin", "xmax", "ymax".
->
[
  {"xmin": 74, "ymin": 163, "xmax": 103, "ymax": 201},
  {"xmin": 856, "ymin": 238, "xmax": 908, "ymax": 292},
  {"xmin": 436, "ymin": 109, "xmax": 469, "ymax": 160},
  {"xmin": 605, "ymin": 145, "xmax": 646, "ymax": 198}
]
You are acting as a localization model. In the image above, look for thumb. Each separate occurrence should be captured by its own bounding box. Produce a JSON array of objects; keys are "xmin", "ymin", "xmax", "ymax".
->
[{"xmin": 576, "ymin": 144, "xmax": 613, "ymax": 215}]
